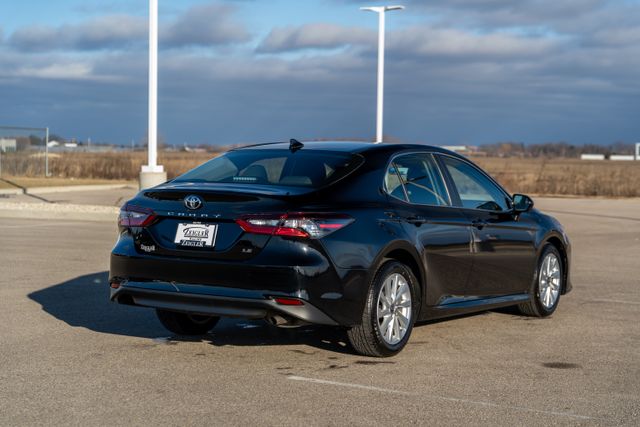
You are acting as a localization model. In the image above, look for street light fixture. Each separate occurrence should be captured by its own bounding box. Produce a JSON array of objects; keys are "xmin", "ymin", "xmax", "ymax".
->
[{"xmin": 361, "ymin": 5, "xmax": 404, "ymax": 143}]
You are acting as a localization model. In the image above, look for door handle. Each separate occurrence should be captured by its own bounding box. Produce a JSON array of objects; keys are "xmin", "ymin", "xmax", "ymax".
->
[
  {"xmin": 471, "ymin": 219, "xmax": 486, "ymax": 230},
  {"xmin": 406, "ymin": 215, "xmax": 427, "ymax": 225},
  {"xmin": 384, "ymin": 211, "xmax": 400, "ymax": 220}
]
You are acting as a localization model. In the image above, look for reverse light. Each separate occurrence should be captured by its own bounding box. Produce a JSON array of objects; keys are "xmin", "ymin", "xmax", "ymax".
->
[
  {"xmin": 236, "ymin": 213, "xmax": 354, "ymax": 239},
  {"xmin": 118, "ymin": 204, "xmax": 157, "ymax": 227}
]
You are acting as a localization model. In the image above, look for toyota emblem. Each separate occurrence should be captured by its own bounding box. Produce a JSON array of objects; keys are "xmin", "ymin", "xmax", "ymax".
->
[{"xmin": 184, "ymin": 195, "xmax": 203, "ymax": 210}]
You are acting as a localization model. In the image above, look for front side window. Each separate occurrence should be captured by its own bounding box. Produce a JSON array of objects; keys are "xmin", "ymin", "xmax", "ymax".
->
[
  {"xmin": 385, "ymin": 153, "xmax": 450, "ymax": 206},
  {"xmin": 441, "ymin": 156, "xmax": 509, "ymax": 211}
]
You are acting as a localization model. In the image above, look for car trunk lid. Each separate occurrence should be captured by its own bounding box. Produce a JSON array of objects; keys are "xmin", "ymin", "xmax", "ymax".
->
[{"xmin": 133, "ymin": 185, "xmax": 300, "ymax": 261}]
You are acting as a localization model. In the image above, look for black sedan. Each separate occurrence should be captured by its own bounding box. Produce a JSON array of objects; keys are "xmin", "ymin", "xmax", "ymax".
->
[{"xmin": 110, "ymin": 141, "xmax": 571, "ymax": 357}]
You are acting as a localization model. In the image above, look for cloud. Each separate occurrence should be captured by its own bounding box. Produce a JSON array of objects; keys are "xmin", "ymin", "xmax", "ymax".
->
[
  {"xmin": 13, "ymin": 63, "xmax": 95, "ymax": 80},
  {"xmin": 257, "ymin": 23, "xmax": 374, "ymax": 52},
  {"xmin": 8, "ymin": 2, "xmax": 250, "ymax": 52},
  {"xmin": 388, "ymin": 27, "xmax": 558, "ymax": 59},
  {"xmin": 163, "ymin": 3, "xmax": 251, "ymax": 48},
  {"xmin": 1, "ymin": 0, "xmax": 639, "ymax": 146},
  {"xmin": 0, "ymin": 50, "xmax": 122, "ymax": 82},
  {"xmin": 257, "ymin": 21, "xmax": 557, "ymax": 60},
  {"xmin": 9, "ymin": 15, "xmax": 146, "ymax": 52},
  {"xmin": 347, "ymin": 0, "xmax": 640, "ymax": 35},
  {"xmin": 590, "ymin": 27, "xmax": 640, "ymax": 47}
]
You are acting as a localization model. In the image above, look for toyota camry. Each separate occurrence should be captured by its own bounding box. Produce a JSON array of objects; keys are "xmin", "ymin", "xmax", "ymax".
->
[{"xmin": 110, "ymin": 140, "xmax": 571, "ymax": 357}]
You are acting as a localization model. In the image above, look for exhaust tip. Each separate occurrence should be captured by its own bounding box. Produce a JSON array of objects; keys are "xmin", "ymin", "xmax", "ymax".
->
[{"xmin": 265, "ymin": 314, "xmax": 305, "ymax": 328}]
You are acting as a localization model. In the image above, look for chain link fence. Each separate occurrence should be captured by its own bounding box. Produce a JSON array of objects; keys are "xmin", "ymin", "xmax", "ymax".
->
[{"xmin": 0, "ymin": 126, "xmax": 49, "ymax": 178}]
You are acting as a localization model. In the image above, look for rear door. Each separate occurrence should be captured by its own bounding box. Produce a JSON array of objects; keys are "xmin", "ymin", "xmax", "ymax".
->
[
  {"xmin": 437, "ymin": 155, "xmax": 538, "ymax": 297},
  {"xmin": 385, "ymin": 152, "xmax": 473, "ymax": 306}
]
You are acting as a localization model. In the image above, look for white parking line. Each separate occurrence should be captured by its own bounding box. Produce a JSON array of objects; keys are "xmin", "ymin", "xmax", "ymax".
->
[
  {"xmin": 588, "ymin": 299, "xmax": 640, "ymax": 306},
  {"xmin": 287, "ymin": 375, "xmax": 596, "ymax": 421},
  {"xmin": 288, "ymin": 375, "xmax": 412, "ymax": 396}
]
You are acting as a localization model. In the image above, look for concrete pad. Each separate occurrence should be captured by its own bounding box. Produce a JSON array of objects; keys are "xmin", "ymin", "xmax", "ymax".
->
[
  {"xmin": 0, "ymin": 187, "xmax": 138, "ymax": 207},
  {"xmin": 0, "ymin": 197, "xmax": 638, "ymax": 425},
  {"xmin": 0, "ymin": 201, "xmax": 118, "ymax": 222}
]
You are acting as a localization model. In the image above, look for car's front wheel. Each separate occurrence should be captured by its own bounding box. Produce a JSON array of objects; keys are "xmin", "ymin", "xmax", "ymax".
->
[
  {"xmin": 347, "ymin": 261, "xmax": 418, "ymax": 357},
  {"xmin": 156, "ymin": 309, "xmax": 220, "ymax": 335},
  {"xmin": 518, "ymin": 244, "xmax": 563, "ymax": 317}
]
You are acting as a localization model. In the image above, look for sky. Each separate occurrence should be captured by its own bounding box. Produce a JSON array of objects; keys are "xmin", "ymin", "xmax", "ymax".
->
[{"xmin": 0, "ymin": 0, "xmax": 639, "ymax": 146}]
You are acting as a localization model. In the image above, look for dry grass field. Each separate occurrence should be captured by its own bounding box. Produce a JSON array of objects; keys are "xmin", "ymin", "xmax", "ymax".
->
[
  {"xmin": 0, "ymin": 151, "xmax": 217, "ymax": 181},
  {"xmin": 1, "ymin": 151, "xmax": 639, "ymax": 197},
  {"xmin": 472, "ymin": 157, "xmax": 640, "ymax": 197}
]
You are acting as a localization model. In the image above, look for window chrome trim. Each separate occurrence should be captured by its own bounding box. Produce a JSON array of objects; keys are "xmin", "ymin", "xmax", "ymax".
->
[
  {"xmin": 435, "ymin": 152, "xmax": 514, "ymax": 213},
  {"xmin": 382, "ymin": 151, "xmax": 453, "ymax": 208}
]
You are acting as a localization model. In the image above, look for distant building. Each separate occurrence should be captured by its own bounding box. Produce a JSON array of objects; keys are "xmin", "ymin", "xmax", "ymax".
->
[
  {"xmin": 47, "ymin": 140, "xmax": 61, "ymax": 147},
  {"xmin": 609, "ymin": 155, "xmax": 635, "ymax": 161},
  {"xmin": 0, "ymin": 138, "xmax": 17, "ymax": 152},
  {"xmin": 580, "ymin": 154, "xmax": 605, "ymax": 161}
]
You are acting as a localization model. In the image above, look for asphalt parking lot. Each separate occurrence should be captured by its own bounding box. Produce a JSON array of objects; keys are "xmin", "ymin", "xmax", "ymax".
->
[{"xmin": 1, "ymin": 197, "xmax": 638, "ymax": 426}]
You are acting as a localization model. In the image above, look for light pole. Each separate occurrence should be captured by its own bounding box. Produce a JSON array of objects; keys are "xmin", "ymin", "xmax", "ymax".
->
[
  {"xmin": 361, "ymin": 5, "xmax": 404, "ymax": 144},
  {"xmin": 140, "ymin": 0, "xmax": 167, "ymax": 189}
]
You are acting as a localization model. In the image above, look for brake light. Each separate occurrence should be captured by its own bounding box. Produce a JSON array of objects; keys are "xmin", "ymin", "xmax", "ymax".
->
[
  {"xmin": 118, "ymin": 204, "xmax": 157, "ymax": 227},
  {"xmin": 236, "ymin": 213, "xmax": 353, "ymax": 239}
]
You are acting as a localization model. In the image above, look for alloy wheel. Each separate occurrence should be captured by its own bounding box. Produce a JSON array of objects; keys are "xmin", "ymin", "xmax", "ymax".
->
[
  {"xmin": 539, "ymin": 253, "xmax": 561, "ymax": 309},
  {"xmin": 376, "ymin": 273, "xmax": 412, "ymax": 345}
]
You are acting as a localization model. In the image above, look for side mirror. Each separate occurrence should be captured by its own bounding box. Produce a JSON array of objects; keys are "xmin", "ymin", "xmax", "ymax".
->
[{"xmin": 513, "ymin": 194, "xmax": 534, "ymax": 213}]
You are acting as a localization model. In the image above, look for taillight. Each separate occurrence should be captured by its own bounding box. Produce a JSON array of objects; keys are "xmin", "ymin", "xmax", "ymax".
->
[
  {"xmin": 118, "ymin": 204, "xmax": 157, "ymax": 227},
  {"xmin": 236, "ymin": 213, "xmax": 353, "ymax": 239}
]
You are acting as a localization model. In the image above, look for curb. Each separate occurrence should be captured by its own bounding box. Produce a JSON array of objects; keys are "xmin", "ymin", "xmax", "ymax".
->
[
  {"xmin": 0, "ymin": 188, "xmax": 23, "ymax": 196},
  {"xmin": 0, "ymin": 202, "xmax": 119, "ymax": 223},
  {"xmin": 27, "ymin": 184, "xmax": 133, "ymax": 194},
  {"xmin": 0, "ymin": 183, "xmax": 133, "ymax": 196}
]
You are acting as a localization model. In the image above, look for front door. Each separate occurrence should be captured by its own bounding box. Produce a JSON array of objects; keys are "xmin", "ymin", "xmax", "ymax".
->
[{"xmin": 438, "ymin": 155, "xmax": 537, "ymax": 297}]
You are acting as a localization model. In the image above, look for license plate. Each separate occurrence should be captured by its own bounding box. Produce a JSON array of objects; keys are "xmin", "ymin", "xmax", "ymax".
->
[{"xmin": 174, "ymin": 223, "xmax": 218, "ymax": 248}]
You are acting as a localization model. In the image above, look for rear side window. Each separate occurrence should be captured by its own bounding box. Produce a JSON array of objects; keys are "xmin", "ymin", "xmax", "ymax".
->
[
  {"xmin": 385, "ymin": 153, "xmax": 450, "ymax": 206},
  {"xmin": 441, "ymin": 156, "xmax": 509, "ymax": 211},
  {"xmin": 173, "ymin": 149, "xmax": 363, "ymax": 188}
]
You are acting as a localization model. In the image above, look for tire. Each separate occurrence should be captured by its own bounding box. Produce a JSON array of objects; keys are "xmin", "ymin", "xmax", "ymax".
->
[
  {"xmin": 156, "ymin": 309, "xmax": 220, "ymax": 335},
  {"xmin": 347, "ymin": 261, "xmax": 419, "ymax": 357},
  {"xmin": 518, "ymin": 244, "xmax": 563, "ymax": 317}
]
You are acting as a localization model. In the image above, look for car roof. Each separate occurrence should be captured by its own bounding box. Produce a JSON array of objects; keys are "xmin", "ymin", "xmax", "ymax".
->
[{"xmin": 232, "ymin": 140, "xmax": 461, "ymax": 156}]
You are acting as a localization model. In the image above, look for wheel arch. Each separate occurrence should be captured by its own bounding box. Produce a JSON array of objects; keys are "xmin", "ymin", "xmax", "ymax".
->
[
  {"xmin": 541, "ymin": 234, "xmax": 569, "ymax": 295},
  {"xmin": 371, "ymin": 241, "xmax": 425, "ymax": 314}
]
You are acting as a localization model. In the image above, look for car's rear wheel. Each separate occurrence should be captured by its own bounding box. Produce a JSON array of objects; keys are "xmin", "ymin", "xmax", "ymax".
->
[
  {"xmin": 518, "ymin": 244, "xmax": 563, "ymax": 317},
  {"xmin": 156, "ymin": 309, "xmax": 220, "ymax": 335},
  {"xmin": 347, "ymin": 261, "xmax": 418, "ymax": 357}
]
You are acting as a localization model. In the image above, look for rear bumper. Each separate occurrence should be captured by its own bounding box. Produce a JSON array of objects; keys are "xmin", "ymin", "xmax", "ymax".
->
[
  {"xmin": 109, "ymin": 234, "xmax": 370, "ymax": 326},
  {"xmin": 110, "ymin": 280, "xmax": 338, "ymax": 325}
]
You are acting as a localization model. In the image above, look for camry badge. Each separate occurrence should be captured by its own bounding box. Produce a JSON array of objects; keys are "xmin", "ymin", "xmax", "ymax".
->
[{"xmin": 184, "ymin": 195, "xmax": 203, "ymax": 210}]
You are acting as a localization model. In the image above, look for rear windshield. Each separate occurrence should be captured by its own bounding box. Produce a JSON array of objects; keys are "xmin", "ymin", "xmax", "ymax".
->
[{"xmin": 173, "ymin": 149, "xmax": 363, "ymax": 188}]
